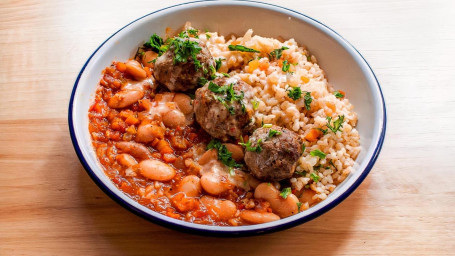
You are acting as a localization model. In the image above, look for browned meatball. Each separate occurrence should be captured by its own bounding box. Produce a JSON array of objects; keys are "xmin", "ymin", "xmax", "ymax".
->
[
  {"xmin": 194, "ymin": 77, "xmax": 254, "ymax": 141},
  {"xmin": 154, "ymin": 38, "xmax": 215, "ymax": 91},
  {"xmin": 244, "ymin": 125, "xmax": 303, "ymax": 181}
]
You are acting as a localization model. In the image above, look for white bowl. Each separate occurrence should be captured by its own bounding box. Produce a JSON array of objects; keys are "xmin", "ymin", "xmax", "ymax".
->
[{"xmin": 69, "ymin": 0, "xmax": 386, "ymax": 236}]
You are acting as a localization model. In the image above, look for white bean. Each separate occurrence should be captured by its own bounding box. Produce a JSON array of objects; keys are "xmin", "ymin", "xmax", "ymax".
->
[
  {"xmin": 139, "ymin": 159, "xmax": 175, "ymax": 181},
  {"xmin": 116, "ymin": 141, "xmax": 152, "ymax": 161},
  {"xmin": 240, "ymin": 210, "xmax": 280, "ymax": 224},
  {"xmin": 135, "ymin": 123, "xmax": 164, "ymax": 143},
  {"xmin": 173, "ymin": 93, "xmax": 193, "ymax": 115},
  {"xmin": 162, "ymin": 109, "xmax": 186, "ymax": 128},
  {"xmin": 125, "ymin": 60, "xmax": 147, "ymax": 80},
  {"xmin": 178, "ymin": 175, "xmax": 201, "ymax": 197},
  {"xmin": 200, "ymin": 196, "xmax": 237, "ymax": 221},
  {"xmin": 116, "ymin": 153, "xmax": 137, "ymax": 167},
  {"xmin": 200, "ymin": 172, "xmax": 231, "ymax": 196},
  {"xmin": 254, "ymin": 183, "xmax": 299, "ymax": 218}
]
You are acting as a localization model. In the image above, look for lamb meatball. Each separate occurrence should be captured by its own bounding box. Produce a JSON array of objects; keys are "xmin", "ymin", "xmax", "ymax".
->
[
  {"xmin": 244, "ymin": 125, "xmax": 303, "ymax": 181},
  {"xmin": 194, "ymin": 77, "xmax": 254, "ymax": 141},
  {"xmin": 154, "ymin": 37, "xmax": 215, "ymax": 91}
]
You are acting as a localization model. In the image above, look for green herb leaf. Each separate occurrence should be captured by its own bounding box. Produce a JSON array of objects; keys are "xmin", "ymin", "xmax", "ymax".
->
[
  {"xmin": 268, "ymin": 129, "xmax": 282, "ymax": 138},
  {"xmin": 251, "ymin": 100, "xmax": 259, "ymax": 110},
  {"xmin": 144, "ymin": 34, "xmax": 165, "ymax": 54},
  {"xmin": 228, "ymin": 45, "xmax": 260, "ymax": 53},
  {"xmin": 262, "ymin": 124, "xmax": 272, "ymax": 128},
  {"xmin": 287, "ymin": 86, "xmax": 302, "ymax": 100},
  {"xmin": 279, "ymin": 187, "xmax": 292, "ymax": 199},
  {"xmin": 310, "ymin": 149, "xmax": 326, "ymax": 159},
  {"xmin": 269, "ymin": 46, "xmax": 289, "ymax": 60},
  {"xmin": 239, "ymin": 139, "xmax": 263, "ymax": 153},
  {"xmin": 206, "ymin": 33, "xmax": 211, "ymax": 39},
  {"xmin": 329, "ymin": 159, "xmax": 338, "ymax": 171},
  {"xmin": 282, "ymin": 60, "xmax": 290, "ymax": 72},
  {"xmin": 334, "ymin": 91, "xmax": 344, "ymax": 98},
  {"xmin": 301, "ymin": 143, "xmax": 306, "ymax": 153},
  {"xmin": 221, "ymin": 72, "xmax": 230, "ymax": 77},
  {"xmin": 168, "ymin": 37, "xmax": 203, "ymax": 70},
  {"xmin": 310, "ymin": 172, "xmax": 320, "ymax": 182},
  {"xmin": 207, "ymin": 139, "xmax": 242, "ymax": 169},
  {"xmin": 197, "ymin": 77, "xmax": 208, "ymax": 86},
  {"xmin": 297, "ymin": 202, "xmax": 303, "ymax": 212},
  {"xmin": 316, "ymin": 128, "xmax": 328, "ymax": 135},
  {"xmin": 303, "ymin": 91, "xmax": 312, "ymax": 110},
  {"xmin": 326, "ymin": 115, "xmax": 345, "ymax": 133},
  {"xmin": 295, "ymin": 170, "xmax": 307, "ymax": 176},
  {"xmin": 215, "ymin": 58, "xmax": 223, "ymax": 71}
]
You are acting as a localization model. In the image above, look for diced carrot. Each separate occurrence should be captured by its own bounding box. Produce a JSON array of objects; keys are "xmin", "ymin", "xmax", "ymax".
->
[
  {"xmin": 156, "ymin": 139, "xmax": 173, "ymax": 154},
  {"xmin": 144, "ymin": 66, "xmax": 152, "ymax": 77},
  {"xmin": 171, "ymin": 193, "xmax": 199, "ymax": 212},
  {"xmin": 126, "ymin": 125, "xmax": 137, "ymax": 135},
  {"xmin": 151, "ymin": 152, "xmax": 161, "ymax": 159},
  {"xmin": 99, "ymin": 79, "xmax": 107, "ymax": 86},
  {"xmin": 116, "ymin": 62, "xmax": 127, "ymax": 72},
  {"xmin": 326, "ymin": 102, "xmax": 336, "ymax": 113},
  {"xmin": 111, "ymin": 117, "xmax": 126, "ymax": 132},
  {"xmin": 338, "ymin": 90, "xmax": 346, "ymax": 98},
  {"xmin": 125, "ymin": 115, "xmax": 139, "ymax": 125},
  {"xmin": 301, "ymin": 76, "xmax": 310, "ymax": 84},
  {"xmin": 163, "ymin": 153, "xmax": 177, "ymax": 163},
  {"xmin": 188, "ymin": 132, "xmax": 197, "ymax": 141},
  {"xmin": 258, "ymin": 59, "xmax": 269, "ymax": 71},
  {"xmin": 247, "ymin": 59, "xmax": 259, "ymax": 73},
  {"xmin": 305, "ymin": 128, "xmax": 322, "ymax": 142}
]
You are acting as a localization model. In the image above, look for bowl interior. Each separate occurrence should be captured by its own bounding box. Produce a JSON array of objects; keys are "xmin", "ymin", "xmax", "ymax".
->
[{"xmin": 70, "ymin": 0, "xmax": 384, "ymax": 235}]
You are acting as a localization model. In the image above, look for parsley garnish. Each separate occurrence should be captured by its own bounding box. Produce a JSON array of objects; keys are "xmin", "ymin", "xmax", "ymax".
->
[
  {"xmin": 207, "ymin": 139, "xmax": 242, "ymax": 169},
  {"xmin": 268, "ymin": 129, "xmax": 282, "ymax": 138},
  {"xmin": 221, "ymin": 72, "xmax": 230, "ymax": 77},
  {"xmin": 297, "ymin": 202, "xmax": 303, "ymax": 212},
  {"xmin": 310, "ymin": 172, "xmax": 320, "ymax": 182},
  {"xmin": 287, "ymin": 87, "xmax": 302, "ymax": 100},
  {"xmin": 295, "ymin": 170, "xmax": 307, "ymax": 176},
  {"xmin": 269, "ymin": 46, "xmax": 289, "ymax": 60},
  {"xmin": 279, "ymin": 187, "xmax": 292, "ymax": 199},
  {"xmin": 178, "ymin": 28, "xmax": 199, "ymax": 38},
  {"xmin": 326, "ymin": 115, "xmax": 345, "ymax": 133},
  {"xmin": 206, "ymin": 33, "xmax": 211, "ymax": 39},
  {"xmin": 198, "ymin": 77, "xmax": 208, "ymax": 86},
  {"xmin": 251, "ymin": 100, "xmax": 259, "ymax": 110},
  {"xmin": 316, "ymin": 128, "xmax": 328, "ymax": 135},
  {"xmin": 143, "ymin": 33, "xmax": 166, "ymax": 55},
  {"xmin": 239, "ymin": 139, "xmax": 263, "ymax": 153},
  {"xmin": 228, "ymin": 45, "xmax": 260, "ymax": 53},
  {"xmin": 215, "ymin": 58, "xmax": 223, "ymax": 71},
  {"xmin": 282, "ymin": 60, "xmax": 290, "ymax": 72},
  {"xmin": 209, "ymin": 82, "xmax": 244, "ymax": 115},
  {"xmin": 301, "ymin": 143, "xmax": 306, "ymax": 153},
  {"xmin": 329, "ymin": 159, "xmax": 337, "ymax": 171},
  {"xmin": 303, "ymin": 91, "xmax": 312, "ymax": 110},
  {"xmin": 168, "ymin": 37, "xmax": 203, "ymax": 70},
  {"xmin": 310, "ymin": 149, "xmax": 326, "ymax": 159},
  {"xmin": 334, "ymin": 91, "xmax": 344, "ymax": 98},
  {"xmin": 262, "ymin": 124, "xmax": 272, "ymax": 128}
]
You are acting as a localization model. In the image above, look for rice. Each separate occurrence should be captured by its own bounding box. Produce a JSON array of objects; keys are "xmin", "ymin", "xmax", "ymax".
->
[{"xmin": 201, "ymin": 29, "xmax": 361, "ymax": 203}]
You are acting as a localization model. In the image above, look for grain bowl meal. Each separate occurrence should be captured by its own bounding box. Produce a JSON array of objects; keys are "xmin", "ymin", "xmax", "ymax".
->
[{"xmin": 88, "ymin": 23, "xmax": 360, "ymax": 226}]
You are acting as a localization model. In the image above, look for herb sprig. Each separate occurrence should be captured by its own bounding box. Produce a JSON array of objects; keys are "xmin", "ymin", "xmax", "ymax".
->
[
  {"xmin": 269, "ymin": 46, "xmax": 289, "ymax": 60},
  {"xmin": 279, "ymin": 187, "xmax": 292, "ymax": 199},
  {"xmin": 228, "ymin": 45, "xmax": 260, "ymax": 53},
  {"xmin": 207, "ymin": 139, "xmax": 243, "ymax": 170}
]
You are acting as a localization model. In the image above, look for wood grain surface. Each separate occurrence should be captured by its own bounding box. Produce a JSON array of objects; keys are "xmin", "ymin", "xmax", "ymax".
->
[{"xmin": 1, "ymin": 0, "xmax": 454, "ymax": 255}]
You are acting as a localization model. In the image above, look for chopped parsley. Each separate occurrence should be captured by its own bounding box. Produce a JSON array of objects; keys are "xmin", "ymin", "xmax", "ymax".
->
[
  {"xmin": 209, "ymin": 65, "xmax": 217, "ymax": 80},
  {"xmin": 279, "ymin": 187, "xmax": 292, "ymax": 199},
  {"xmin": 262, "ymin": 124, "xmax": 273, "ymax": 128},
  {"xmin": 306, "ymin": 55, "xmax": 312, "ymax": 62},
  {"xmin": 326, "ymin": 115, "xmax": 345, "ymax": 133},
  {"xmin": 206, "ymin": 33, "xmax": 211, "ymax": 39},
  {"xmin": 301, "ymin": 143, "xmax": 306, "ymax": 153},
  {"xmin": 334, "ymin": 91, "xmax": 344, "ymax": 98},
  {"xmin": 197, "ymin": 77, "xmax": 208, "ymax": 86},
  {"xmin": 167, "ymin": 37, "xmax": 203, "ymax": 70},
  {"xmin": 268, "ymin": 129, "xmax": 282, "ymax": 138},
  {"xmin": 287, "ymin": 86, "xmax": 302, "ymax": 100},
  {"xmin": 207, "ymin": 139, "xmax": 242, "ymax": 169},
  {"xmin": 239, "ymin": 139, "xmax": 263, "ymax": 153},
  {"xmin": 329, "ymin": 159, "xmax": 337, "ymax": 171},
  {"xmin": 269, "ymin": 46, "xmax": 289, "ymax": 60},
  {"xmin": 303, "ymin": 91, "xmax": 312, "ymax": 110},
  {"xmin": 143, "ymin": 33, "xmax": 166, "ymax": 55},
  {"xmin": 310, "ymin": 172, "xmax": 320, "ymax": 182},
  {"xmin": 282, "ymin": 60, "xmax": 290, "ymax": 72},
  {"xmin": 251, "ymin": 100, "xmax": 259, "ymax": 110},
  {"xmin": 316, "ymin": 128, "xmax": 328, "ymax": 135},
  {"xmin": 313, "ymin": 165, "xmax": 321, "ymax": 171},
  {"xmin": 295, "ymin": 170, "xmax": 307, "ymax": 176},
  {"xmin": 228, "ymin": 45, "xmax": 260, "ymax": 53},
  {"xmin": 209, "ymin": 82, "xmax": 245, "ymax": 115},
  {"xmin": 221, "ymin": 72, "xmax": 230, "ymax": 77},
  {"xmin": 297, "ymin": 202, "xmax": 303, "ymax": 212},
  {"xmin": 310, "ymin": 149, "xmax": 326, "ymax": 159},
  {"xmin": 178, "ymin": 28, "xmax": 199, "ymax": 38},
  {"xmin": 215, "ymin": 58, "xmax": 223, "ymax": 71}
]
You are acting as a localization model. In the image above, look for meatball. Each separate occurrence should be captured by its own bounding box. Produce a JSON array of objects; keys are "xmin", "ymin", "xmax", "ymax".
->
[
  {"xmin": 244, "ymin": 125, "xmax": 303, "ymax": 181},
  {"xmin": 194, "ymin": 77, "xmax": 254, "ymax": 141},
  {"xmin": 154, "ymin": 38, "xmax": 215, "ymax": 91}
]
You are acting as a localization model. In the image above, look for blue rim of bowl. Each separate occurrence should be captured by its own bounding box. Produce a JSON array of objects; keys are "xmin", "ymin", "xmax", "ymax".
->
[{"xmin": 68, "ymin": 0, "xmax": 386, "ymax": 237}]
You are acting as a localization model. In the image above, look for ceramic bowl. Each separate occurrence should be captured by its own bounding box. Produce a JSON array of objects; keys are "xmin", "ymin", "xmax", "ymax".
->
[{"xmin": 69, "ymin": 0, "xmax": 386, "ymax": 236}]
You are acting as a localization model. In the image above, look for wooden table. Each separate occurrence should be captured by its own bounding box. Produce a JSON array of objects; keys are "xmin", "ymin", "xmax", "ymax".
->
[{"xmin": 1, "ymin": 0, "xmax": 454, "ymax": 255}]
